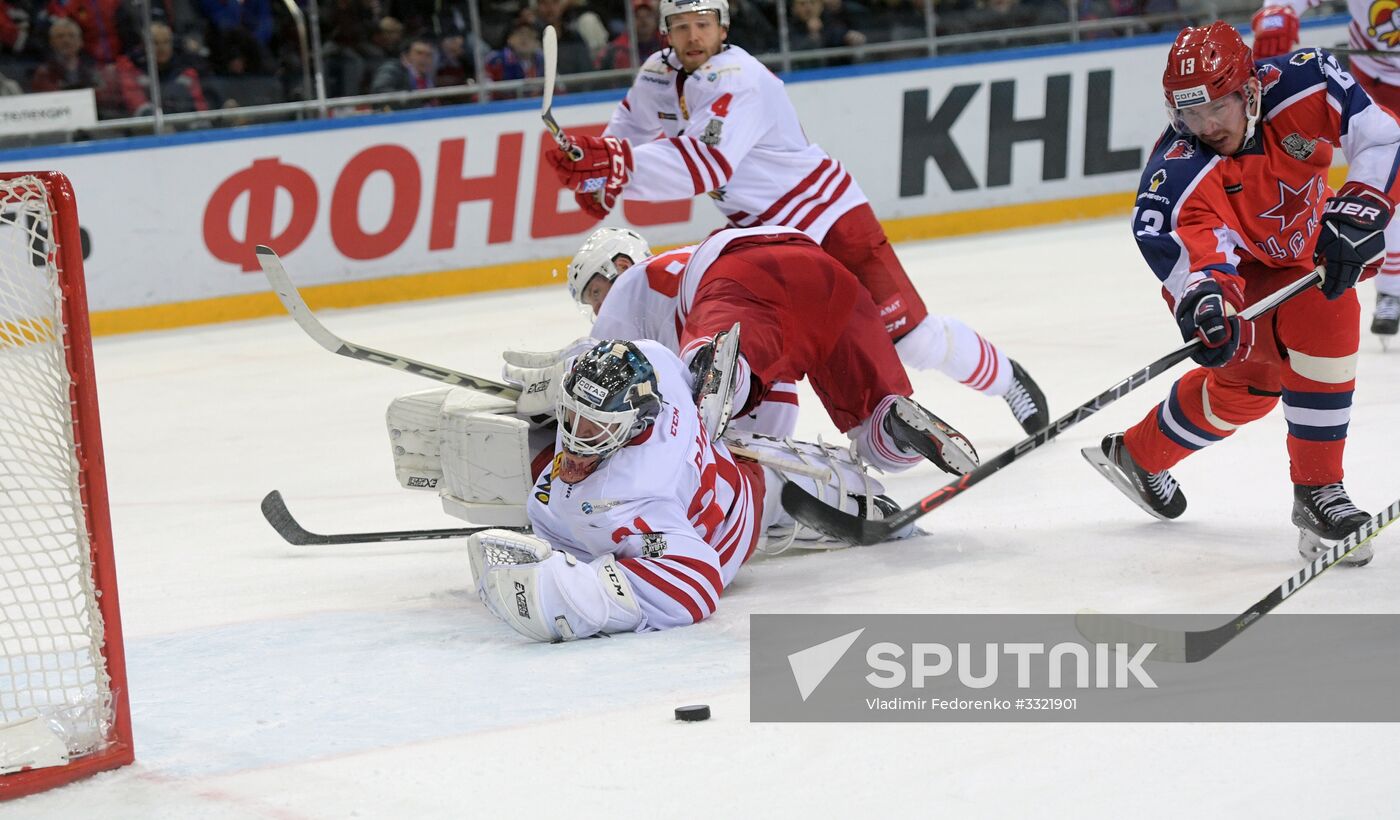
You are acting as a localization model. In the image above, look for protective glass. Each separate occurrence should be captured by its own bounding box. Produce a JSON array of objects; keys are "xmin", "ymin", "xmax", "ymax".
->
[{"xmin": 1168, "ymin": 88, "xmax": 1247, "ymax": 138}]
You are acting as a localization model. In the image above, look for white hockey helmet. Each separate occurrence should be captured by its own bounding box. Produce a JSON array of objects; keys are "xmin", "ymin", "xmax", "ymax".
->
[
  {"xmin": 658, "ymin": 0, "xmax": 729, "ymax": 33},
  {"xmin": 566, "ymin": 227, "xmax": 652, "ymax": 308}
]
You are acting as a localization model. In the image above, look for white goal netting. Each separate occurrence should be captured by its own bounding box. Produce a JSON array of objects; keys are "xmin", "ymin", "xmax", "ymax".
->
[{"xmin": 0, "ymin": 176, "xmax": 112, "ymax": 769}]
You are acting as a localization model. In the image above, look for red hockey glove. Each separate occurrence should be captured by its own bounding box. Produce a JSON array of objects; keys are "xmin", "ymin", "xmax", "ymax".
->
[
  {"xmin": 546, "ymin": 135, "xmax": 633, "ymax": 194},
  {"xmin": 1175, "ymin": 275, "xmax": 1252, "ymax": 368},
  {"xmin": 573, "ymin": 189, "xmax": 610, "ymax": 220},
  {"xmin": 1251, "ymin": 6, "xmax": 1299, "ymax": 59},
  {"xmin": 1316, "ymin": 181, "xmax": 1393, "ymax": 300}
]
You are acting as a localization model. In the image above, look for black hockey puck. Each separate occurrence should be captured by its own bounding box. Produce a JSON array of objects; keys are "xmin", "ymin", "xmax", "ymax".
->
[{"xmin": 675, "ymin": 704, "xmax": 710, "ymax": 722}]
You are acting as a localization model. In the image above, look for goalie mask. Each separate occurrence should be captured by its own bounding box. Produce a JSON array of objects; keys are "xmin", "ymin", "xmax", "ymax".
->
[
  {"xmin": 658, "ymin": 0, "xmax": 729, "ymax": 33},
  {"xmin": 1162, "ymin": 22, "xmax": 1260, "ymax": 154},
  {"xmin": 566, "ymin": 227, "xmax": 652, "ymax": 315},
  {"xmin": 559, "ymin": 341, "xmax": 663, "ymax": 466}
]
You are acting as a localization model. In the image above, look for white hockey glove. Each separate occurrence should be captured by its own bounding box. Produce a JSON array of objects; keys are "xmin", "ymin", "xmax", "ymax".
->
[
  {"xmin": 501, "ymin": 337, "xmax": 595, "ymax": 416},
  {"xmin": 468, "ymin": 529, "xmax": 642, "ymax": 642}
]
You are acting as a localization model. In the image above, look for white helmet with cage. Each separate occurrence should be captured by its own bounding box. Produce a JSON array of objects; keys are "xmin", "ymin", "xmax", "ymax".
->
[
  {"xmin": 658, "ymin": 0, "xmax": 730, "ymax": 33},
  {"xmin": 566, "ymin": 227, "xmax": 652, "ymax": 309}
]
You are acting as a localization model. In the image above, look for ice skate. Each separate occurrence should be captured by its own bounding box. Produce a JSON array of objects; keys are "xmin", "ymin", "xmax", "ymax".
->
[
  {"xmin": 1081, "ymin": 433, "xmax": 1187, "ymax": 520},
  {"xmin": 1003, "ymin": 359, "xmax": 1049, "ymax": 435},
  {"xmin": 1372, "ymin": 293, "xmax": 1399, "ymax": 351},
  {"xmin": 883, "ymin": 396, "xmax": 979, "ymax": 475},
  {"xmin": 1293, "ymin": 483, "xmax": 1373, "ymax": 566}
]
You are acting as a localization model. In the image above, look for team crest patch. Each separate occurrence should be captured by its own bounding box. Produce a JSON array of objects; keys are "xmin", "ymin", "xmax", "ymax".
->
[
  {"xmin": 641, "ymin": 532, "xmax": 668, "ymax": 557},
  {"xmin": 1281, "ymin": 132, "xmax": 1317, "ymax": 160},
  {"xmin": 1257, "ymin": 63, "xmax": 1283, "ymax": 95},
  {"xmin": 1148, "ymin": 168, "xmax": 1167, "ymax": 193},
  {"xmin": 1163, "ymin": 139, "xmax": 1195, "ymax": 160},
  {"xmin": 700, "ymin": 119, "xmax": 724, "ymax": 146},
  {"xmin": 1290, "ymin": 50, "xmax": 1318, "ymax": 66}
]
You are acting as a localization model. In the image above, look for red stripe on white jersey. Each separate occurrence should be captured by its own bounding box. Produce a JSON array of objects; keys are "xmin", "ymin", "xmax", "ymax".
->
[
  {"xmin": 795, "ymin": 172, "xmax": 853, "ymax": 232},
  {"xmin": 668, "ymin": 137, "xmax": 706, "ymax": 194},
  {"xmin": 621, "ymin": 557, "xmax": 706, "ymax": 623},
  {"xmin": 767, "ymin": 162, "xmax": 841, "ymax": 226},
  {"xmin": 755, "ymin": 159, "xmax": 833, "ymax": 224},
  {"xmin": 652, "ymin": 559, "xmax": 718, "ymax": 612}
]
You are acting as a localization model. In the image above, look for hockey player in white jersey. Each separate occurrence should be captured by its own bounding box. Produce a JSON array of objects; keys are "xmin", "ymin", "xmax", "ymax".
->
[
  {"xmin": 505, "ymin": 224, "xmax": 981, "ymax": 477},
  {"xmin": 541, "ymin": 0, "xmax": 1050, "ymax": 433},
  {"xmin": 1252, "ymin": 2, "xmax": 1400, "ymax": 341},
  {"xmin": 470, "ymin": 338, "xmax": 907, "ymax": 642}
]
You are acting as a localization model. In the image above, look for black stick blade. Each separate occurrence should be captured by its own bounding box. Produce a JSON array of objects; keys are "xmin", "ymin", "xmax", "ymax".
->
[
  {"xmin": 261, "ymin": 490, "xmax": 321, "ymax": 545},
  {"xmin": 780, "ymin": 482, "xmax": 891, "ymax": 546}
]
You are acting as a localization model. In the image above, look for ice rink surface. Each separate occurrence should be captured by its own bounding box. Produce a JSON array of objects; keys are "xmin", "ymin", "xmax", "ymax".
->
[{"xmin": 8, "ymin": 218, "xmax": 1400, "ymax": 818}]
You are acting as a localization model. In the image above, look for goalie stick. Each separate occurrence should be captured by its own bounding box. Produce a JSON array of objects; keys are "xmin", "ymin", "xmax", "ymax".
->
[
  {"xmin": 260, "ymin": 490, "xmax": 524, "ymax": 545},
  {"xmin": 1076, "ymin": 496, "xmax": 1400, "ymax": 663},
  {"xmin": 256, "ymin": 245, "xmax": 521, "ymax": 398},
  {"xmin": 782, "ymin": 269, "xmax": 1323, "ymax": 545}
]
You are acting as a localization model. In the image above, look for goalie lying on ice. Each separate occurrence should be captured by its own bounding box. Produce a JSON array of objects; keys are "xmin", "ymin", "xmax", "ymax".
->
[{"xmin": 469, "ymin": 337, "xmax": 908, "ymax": 643}]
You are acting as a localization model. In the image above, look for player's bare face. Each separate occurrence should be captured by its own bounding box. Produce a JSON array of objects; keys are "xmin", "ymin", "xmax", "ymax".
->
[
  {"xmin": 1176, "ymin": 93, "xmax": 1247, "ymax": 155},
  {"xmin": 581, "ymin": 273, "xmax": 614, "ymax": 314},
  {"xmin": 667, "ymin": 12, "xmax": 726, "ymax": 72}
]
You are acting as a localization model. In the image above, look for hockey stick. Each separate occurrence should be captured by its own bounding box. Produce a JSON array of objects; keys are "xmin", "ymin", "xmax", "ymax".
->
[
  {"xmin": 782, "ymin": 269, "xmax": 1323, "ymax": 545},
  {"xmin": 541, "ymin": 26, "xmax": 582, "ymax": 161},
  {"xmin": 1329, "ymin": 45, "xmax": 1400, "ymax": 59},
  {"xmin": 260, "ymin": 490, "xmax": 521, "ymax": 545},
  {"xmin": 256, "ymin": 246, "xmax": 521, "ymax": 398},
  {"xmin": 1076, "ymin": 496, "xmax": 1400, "ymax": 663}
]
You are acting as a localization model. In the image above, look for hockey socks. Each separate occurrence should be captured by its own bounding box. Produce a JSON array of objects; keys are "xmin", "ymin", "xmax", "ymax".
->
[{"xmin": 895, "ymin": 315, "xmax": 1013, "ymax": 396}]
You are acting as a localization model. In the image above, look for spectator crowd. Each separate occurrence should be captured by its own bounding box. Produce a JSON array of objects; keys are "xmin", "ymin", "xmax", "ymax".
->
[{"xmin": 0, "ymin": 0, "xmax": 1198, "ymax": 124}]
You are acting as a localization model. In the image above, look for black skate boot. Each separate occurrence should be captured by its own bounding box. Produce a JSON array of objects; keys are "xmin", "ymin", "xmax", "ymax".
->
[
  {"xmin": 1003, "ymin": 359, "xmax": 1050, "ymax": 435},
  {"xmin": 1372, "ymin": 293, "xmax": 1399, "ymax": 349},
  {"xmin": 883, "ymin": 396, "xmax": 980, "ymax": 476},
  {"xmin": 1080, "ymin": 433, "xmax": 1187, "ymax": 520},
  {"xmin": 1292, "ymin": 483, "xmax": 1373, "ymax": 566}
]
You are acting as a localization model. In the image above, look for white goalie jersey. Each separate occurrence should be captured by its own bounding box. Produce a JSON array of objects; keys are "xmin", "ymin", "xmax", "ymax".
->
[
  {"xmin": 526, "ymin": 340, "xmax": 765, "ymax": 631},
  {"xmin": 607, "ymin": 46, "xmax": 867, "ymax": 242}
]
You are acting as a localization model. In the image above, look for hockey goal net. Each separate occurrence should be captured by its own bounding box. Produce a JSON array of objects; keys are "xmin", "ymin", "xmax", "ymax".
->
[{"xmin": 0, "ymin": 172, "xmax": 132, "ymax": 799}]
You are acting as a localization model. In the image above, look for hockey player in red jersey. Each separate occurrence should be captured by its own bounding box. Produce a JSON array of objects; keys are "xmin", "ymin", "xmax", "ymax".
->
[
  {"xmin": 1084, "ymin": 22, "xmax": 1400, "ymax": 566},
  {"xmin": 1251, "ymin": 3, "xmax": 1400, "ymax": 342},
  {"xmin": 539, "ymin": 0, "xmax": 1049, "ymax": 435}
]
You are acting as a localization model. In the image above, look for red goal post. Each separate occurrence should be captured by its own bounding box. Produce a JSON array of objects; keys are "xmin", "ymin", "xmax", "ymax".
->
[{"xmin": 0, "ymin": 171, "xmax": 132, "ymax": 799}]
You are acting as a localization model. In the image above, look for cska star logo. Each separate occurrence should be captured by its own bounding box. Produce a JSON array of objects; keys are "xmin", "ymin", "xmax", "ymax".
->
[
  {"xmin": 1368, "ymin": 0, "xmax": 1400, "ymax": 47},
  {"xmin": 1256, "ymin": 63, "xmax": 1283, "ymax": 96},
  {"xmin": 1164, "ymin": 139, "xmax": 1195, "ymax": 160},
  {"xmin": 1148, "ymin": 169, "xmax": 1168, "ymax": 192},
  {"xmin": 1258, "ymin": 178, "xmax": 1316, "ymax": 232}
]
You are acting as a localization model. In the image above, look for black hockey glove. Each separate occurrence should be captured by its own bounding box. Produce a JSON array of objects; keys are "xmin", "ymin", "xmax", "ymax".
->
[
  {"xmin": 1315, "ymin": 181, "xmax": 1392, "ymax": 301},
  {"xmin": 1175, "ymin": 276, "xmax": 1252, "ymax": 368}
]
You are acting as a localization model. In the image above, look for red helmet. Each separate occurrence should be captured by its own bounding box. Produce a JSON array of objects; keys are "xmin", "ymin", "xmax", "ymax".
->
[{"xmin": 1161, "ymin": 22, "xmax": 1255, "ymax": 111}]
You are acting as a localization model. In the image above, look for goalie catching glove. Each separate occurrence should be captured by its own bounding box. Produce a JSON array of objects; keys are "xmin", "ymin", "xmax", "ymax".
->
[
  {"xmin": 545, "ymin": 135, "xmax": 633, "ymax": 219},
  {"xmin": 1315, "ymin": 181, "xmax": 1393, "ymax": 301},
  {"xmin": 501, "ymin": 337, "xmax": 596, "ymax": 416},
  {"xmin": 468, "ymin": 529, "xmax": 642, "ymax": 642}
]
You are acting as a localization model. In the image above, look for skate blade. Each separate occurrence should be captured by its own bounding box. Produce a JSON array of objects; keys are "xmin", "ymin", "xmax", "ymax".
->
[
  {"xmin": 1296, "ymin": 529, "xmax": 1374, "ymax": 567},
  {"xmin": 1080, "ymin": 445, "xmax": 1173, "ymax": 522},
  {"xmin": 892, "ymin": 398, "xmax": 979, "ymax": 476}
]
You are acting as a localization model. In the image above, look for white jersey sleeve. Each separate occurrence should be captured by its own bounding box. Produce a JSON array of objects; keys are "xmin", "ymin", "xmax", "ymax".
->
[
  {"xmin": 608, "ymin": 47, "xmax": 866, "ymax": 242},
  {"xmin": 524, "ymin": 340, "xmax": 764, "ymax": 632}
]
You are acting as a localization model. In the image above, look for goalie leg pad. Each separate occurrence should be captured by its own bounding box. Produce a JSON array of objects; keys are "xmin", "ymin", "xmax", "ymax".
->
[
  {"xmin": 469, "ymin": 530, "xmax": 643, "ymax": 642},
  {"xmin": 440, "ymin": 393, "xmax": 533, "ymax": 526}
]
